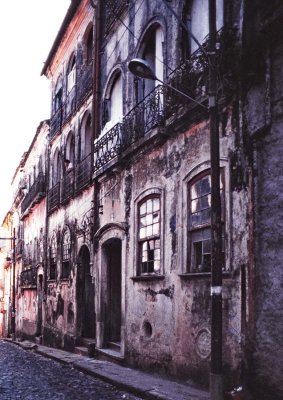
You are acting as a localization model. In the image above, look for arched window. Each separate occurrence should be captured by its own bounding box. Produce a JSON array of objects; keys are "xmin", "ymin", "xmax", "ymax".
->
[
  {"xmin": 67, "ymin": 53, "xmax": 76, "ymax": 93},
  {"xmin": 49, "ymin": 234, "xmax": 57, "ymax": 280},
  {"xmin": 85, "ymin": 26, "xmax": 93, "ymax": 65},
  {"xmin": 187, "ymin": 171, "xmax": 225, "ymax": 272},
  {"xmin": 79, "ymin": 113, "xmax": 92, "ymax": 160},
  {"xmin": 65, "ymin": 131, "xmax": 75, "ymax": 171},
  {"xmin": 52, "ymin": 149, "xmax": 62, "ymax": 186},
  {"xmin": 185, "ymin": 0, "xmax": 224, "ymax": 55},
  {"xmin": 136, "ymin": 25, "xmax": 164, "ymax": 103},
  {"xmin": 102, "ymin": 72, "xmax": 123, "ymax": 131},
  {"xmin": 137, "ymin": 196, "xmax": 161, "ymax": 275},
  {"xmin": 62, "ymin": 227, "xmax": 71, "ymax": 279}
]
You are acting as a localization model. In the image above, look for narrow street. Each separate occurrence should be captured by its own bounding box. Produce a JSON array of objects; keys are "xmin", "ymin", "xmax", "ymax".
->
[{"xmin": 0, "ymin": 340, "xmax": 142, "ymax": 400}]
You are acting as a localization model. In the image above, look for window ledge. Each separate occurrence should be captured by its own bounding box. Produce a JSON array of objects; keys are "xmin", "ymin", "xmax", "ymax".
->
[
  {"xmin": 179, "ymin": 272, "xmax": 232, "ymax": 280},
  {"xmin": 130, "ymin": 275, "xmax": 165, "ymax": 282}
]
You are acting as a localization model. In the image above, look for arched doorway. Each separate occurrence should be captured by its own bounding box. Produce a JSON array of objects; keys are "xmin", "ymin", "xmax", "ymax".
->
[
  {"xmin": 76, "ymin": 245, "xmax": 95, "ymax": 338},
  {"xmin": 102, "ymin": 238, "xmax": 122, "ymax": 348}
]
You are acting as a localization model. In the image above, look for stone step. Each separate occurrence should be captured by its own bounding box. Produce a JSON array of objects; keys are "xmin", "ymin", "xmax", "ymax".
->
[
  {"xmin": 108, "ymin": 341, "xmax": 121, "ymax": 351},
  {"xmin": 74, "ymin": 346, "xmax": 89, "ymax": 357}
]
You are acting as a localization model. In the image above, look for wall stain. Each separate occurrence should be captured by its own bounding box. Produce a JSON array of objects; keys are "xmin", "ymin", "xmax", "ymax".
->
[{"xmin": 140, "ymin": 285, "xmax": 175, "ymax": 301}]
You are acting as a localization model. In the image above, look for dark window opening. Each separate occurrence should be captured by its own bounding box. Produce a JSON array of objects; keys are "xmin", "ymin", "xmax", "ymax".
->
[{"xmin": 188, "ymin": 172, "xmax": 225, "ymax": 273}]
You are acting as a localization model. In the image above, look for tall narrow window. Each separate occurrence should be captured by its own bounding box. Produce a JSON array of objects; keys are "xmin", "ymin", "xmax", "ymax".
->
[
  {"xmin": 86, "ymin": 27, "xmax": 93, "ymax": 65},
  {"xmin": 49, "ymin": 235, "xmax": 57, "ymax": 280},
  {"xmin": 135, "ymin": 25, "xmax": 164, "ymax": 103},
  {"xmin": 186, "ymin": 0, "xmax": 224, "ymax": 54},
  {"xmin": 138, "ymin": 197, "xmax": 161, "ymax": 275},
  {"xmin": 54, "ymin": 78, "xmax": 63, "ymax": 112},
  {"xmin": 188, "ymin": 172, "xmax": 225, "ymax": 272},
  {"xmin": 62, "ymin": 228, "xmax": 71, "ymax": 279},
  {"xmin": 67, "ymin": 54, "xmax": 76, "ymax": 93}
]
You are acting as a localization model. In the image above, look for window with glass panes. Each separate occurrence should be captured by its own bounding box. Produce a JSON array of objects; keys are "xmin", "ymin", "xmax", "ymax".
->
[
  {"xmin": 188, "ymin": 172, "xmax": 225, "ymax": 272},
  {"xmin": 62, "ymin": 229, "xmax": 71, "ymax": 279},
  {"xmin": 49, "ymin": 236, "xmax": 57, "ymax": 280},
  {"xmin": 138, "ymin": 197, "xmax": 161, "ymax": 274}
]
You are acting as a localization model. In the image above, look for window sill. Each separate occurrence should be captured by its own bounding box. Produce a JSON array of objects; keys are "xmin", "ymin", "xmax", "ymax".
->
[
  {"xmin": 179, "ymin": 271, "xmax": 232, "ymax": 280},
  {"xmin": 130, "ymin": 275, "xmax": 165, "ymax": 282}
]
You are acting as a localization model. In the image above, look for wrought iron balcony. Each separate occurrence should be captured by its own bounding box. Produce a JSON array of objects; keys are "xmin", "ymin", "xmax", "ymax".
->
[
  {"xmin": 65, "ymin": 86, "xmax": 76, "ymax": 121},
  {"xmin": 93, "ymin": 85, "xmax": 165, "ymax": 173},
  {"xmin": 76, "ymin": 64, "xmax": 93, "ymax": 106},
  {"xmin": 104, "ymin": 0, "xmax": 129, "ymax": 33},
  {"xmin": 21, "ymin": 173, "xmax": 46, "ymax": 216},
  {"xmin": 167, "ymin": 28, "xmax": 234, "ymax": 116},
  {"xmin": 48, "ymin": 182, "xmax": 61, "ymax": 213},
  {"xmin": 61, "ymin": 170, "xmax": 74, "ymax": 203},
  {"xmin": 76, "ymin": 154, "xmax": 92, "ymax": 192},
  {"xmin": 50, "ymin": 106, "xmax": 63, "ymax": 139},
  {"xmin": 123, "ymin": 85, "xmax": 165, "ymax": 148},
  {"xmin": 20, "ymin": 267, "xmax": 37, "ymax": 288},
  {"xmin": 94, "ymin": 123, "xmax": 123, "ymax": 171}
]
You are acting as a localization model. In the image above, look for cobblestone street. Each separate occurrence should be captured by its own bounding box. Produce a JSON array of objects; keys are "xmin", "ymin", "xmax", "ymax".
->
[{"xmin": 0, "ymin": 341, "xmax": 142, "ymax": 400}]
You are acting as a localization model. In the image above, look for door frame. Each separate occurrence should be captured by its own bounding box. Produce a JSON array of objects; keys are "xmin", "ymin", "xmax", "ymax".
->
[{"xmin": 94, "ymin": 222, "xmax": 127, "ymax": 356}]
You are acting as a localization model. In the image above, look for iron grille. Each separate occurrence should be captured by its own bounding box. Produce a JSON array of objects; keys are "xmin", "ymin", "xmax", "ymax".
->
[
  {"xmin": 76, "ymin": 154, "xmax": 92, "ymax": 192},
  {"xmin": 61, "ymin": 170, "xmax": 74, "ymax": 203},
  {"xmin": 122, "ymin": 85, "xmax": 165, "ymax": 148},
  {"xmin": 105, "ymin": 0, "xmax": 129, "ymax": 33},
  {"xmin": 21, "ymin": 173, "xmax": 46, "ymax": 215},
  {"xmin": 20, "ymin": 267, "xmax": 37, "ymax": 288},
  {"xmin": 50, "ymin": 107, "xmax": 63, "ymax": 139},
  {"xmin": 76, "ymin": 64, "xmax": 93, "ymax": 106},
  {"xmin": 48, "ymin": 182, "xmax": 61, "ymax": 213},
  {"xmin": 94, "ymin": 123, "xmax": 123, "ymax": 171}
]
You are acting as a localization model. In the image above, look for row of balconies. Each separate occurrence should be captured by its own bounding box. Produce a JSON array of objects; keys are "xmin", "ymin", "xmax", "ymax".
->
[
  {"xmin": 21, "ymin": 173, "xmax": 46, "ymax": 217},
  {"xmin": 19, "ymin": 267, "xmax": 37, "ymax": 288},
  {"xmin": 48, "ymin": 154, "xmax": 92, "ymax": 213},
  {"xmin": 50, "ymin": 64, "xmax": 93, "ymax": 139},
  {"xmin": 22, "ymin": 29, "xmax": 234, "ymax": 216}
]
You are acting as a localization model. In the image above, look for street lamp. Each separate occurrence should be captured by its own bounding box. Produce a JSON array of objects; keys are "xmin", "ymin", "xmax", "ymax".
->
[
  {"xmin": 0, "ymin": 228, "xmax": 16, "ymax": 341},
  {"xmin": 128, "ymin": 2, "xmax": 223, "ymax": 398},
  {"xmin": 128, "ymin": 58, "xmax": 207, "ymax": 110}
]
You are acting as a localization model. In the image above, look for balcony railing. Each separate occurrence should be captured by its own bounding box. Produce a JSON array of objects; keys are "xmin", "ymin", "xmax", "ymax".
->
[
  {"xmin": 105, "ymin": 0, "xmax": 129, "ymax": 33},
  {"xmin": 94, "ymin": 123, "xmax": 123, "ymax": 171},
  {"xmin": 20, "ymin": 267, "xmax": 37, "ymax": 288},
  {"xmin": 48, "ymin": 182, "xmax": 60, "ymax": 213},
  {"xmin": 76, "ymin": 154, "xmax": 92, "ymax": 192},
  {"xmin": 50, "ymin": 107, "xmax": 63, "ymax": 139},
  {"xmin": 21, "ymin": 173, "xmax": 46, "ymax": 216},
  {"xmin": 167, "ymin": 28, "xmax": 235, "ymax": 116},
  {"xmin": 93, "ymin": 86, "xmax": 165, "ymax": 172},
  {"xmin": 123, "ymin": 85, "xmax": 165, "ymax": 148},
  {"xmin": 49, "ymin": 64, "xmax": 93, "ymax": 140},
  {"xmin": 76, "ymin": 64, "xmax": 93, "ymax": 106},
  {"xmin": 61, "ymin": 170, "xmax": 74, "ymax": 203}
]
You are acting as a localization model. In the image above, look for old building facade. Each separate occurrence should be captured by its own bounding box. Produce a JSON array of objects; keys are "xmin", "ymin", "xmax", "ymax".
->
[{"xmin": 1, "ymin": 1, "xmax": 282, "ymax": 399}]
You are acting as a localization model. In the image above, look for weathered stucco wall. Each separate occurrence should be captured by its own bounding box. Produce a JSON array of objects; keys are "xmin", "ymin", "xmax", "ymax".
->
[
  {"xmin": 248, "ymin": 39, "xmax": 283, "ymax": 400},
  {"xmin": 97, "ymin": 104, "xmax": 247, "ymax": 386}
]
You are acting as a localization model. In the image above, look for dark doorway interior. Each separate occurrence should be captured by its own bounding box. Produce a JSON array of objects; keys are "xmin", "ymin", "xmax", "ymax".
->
[
  {"xmin": 103, "ymin": 238, "xmax": 122, "ymax": 346},
  {"xmin": 77, "ymin": 245, "xmax": 95, "ymax": 338}
]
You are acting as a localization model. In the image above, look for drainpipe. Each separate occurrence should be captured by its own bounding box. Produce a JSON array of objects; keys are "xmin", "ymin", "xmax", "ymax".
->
[
  {"xmin": 43, "ymin": 136, "xmax": 51, "ymax": 335},
  {"xmin": 91, "ymin": 0, "xmax": 102, "ymax": 240},
  {"xmin": 209, "ymin": 0, "xmax": 223, "ymax": 399}
]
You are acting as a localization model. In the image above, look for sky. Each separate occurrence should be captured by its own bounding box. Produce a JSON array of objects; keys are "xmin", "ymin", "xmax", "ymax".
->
[{"xmin": 0, "ymin": 0, "xmax": 71, "ymax": 222}]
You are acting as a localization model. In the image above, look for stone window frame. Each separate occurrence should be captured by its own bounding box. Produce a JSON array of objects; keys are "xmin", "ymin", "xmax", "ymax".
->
[
  {"xmin": 181, "ymin": 159, "xmax": 230, "ymax": 277},
  {"xmin": 134, "ymin": 188, "xmax": 165, "ymax": 279}
]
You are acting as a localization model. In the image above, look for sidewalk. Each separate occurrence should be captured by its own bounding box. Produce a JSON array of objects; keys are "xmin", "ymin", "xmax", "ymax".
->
[{"xmin": 7, "ymin": 339, "xmax": 210, "ymax": 400}]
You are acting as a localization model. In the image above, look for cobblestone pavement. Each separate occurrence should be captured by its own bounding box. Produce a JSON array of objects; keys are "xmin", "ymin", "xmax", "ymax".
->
[{"xmin": 0, "ymin": 340, "xmax": 142, "ymax": 400}]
